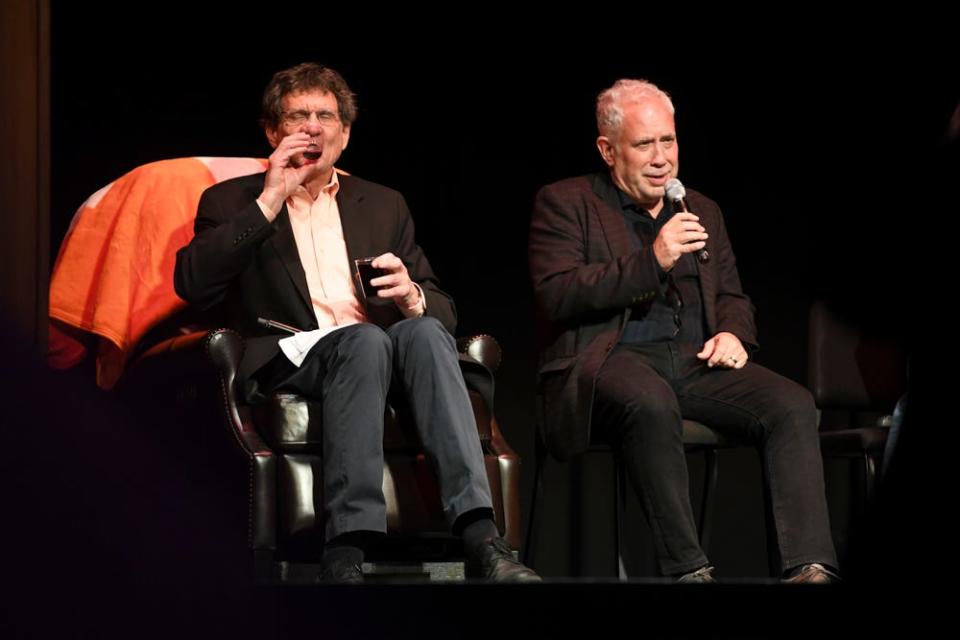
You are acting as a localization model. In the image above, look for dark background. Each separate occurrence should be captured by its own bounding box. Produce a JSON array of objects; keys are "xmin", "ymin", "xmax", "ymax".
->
[{"xmin": 12, "ymin": 5, "xmax": 953, "ymax": 634}]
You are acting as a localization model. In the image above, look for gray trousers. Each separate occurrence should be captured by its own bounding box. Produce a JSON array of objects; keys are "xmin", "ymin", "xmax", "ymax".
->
[{"xmin": 257, "ymin": 317, "xmax": 494, "ymax": 542}]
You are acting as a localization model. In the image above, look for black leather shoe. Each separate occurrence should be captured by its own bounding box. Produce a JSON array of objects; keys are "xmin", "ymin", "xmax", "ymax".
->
[
  {"xmin": 465, "ymin": 537, "xmax": 542, "ymax": 583},
  {"xmin": 318, "ymin": 560, "xmax": 364, "ymax": 584}
]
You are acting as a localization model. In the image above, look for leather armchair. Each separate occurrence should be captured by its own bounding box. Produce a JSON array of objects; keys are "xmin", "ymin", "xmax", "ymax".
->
[
  {"xmin": 52, "ymin": 157, "xmax": 521, "ymax": 582},
  {"xmin": 125, "ymin": 323, "xmax": 521, "ymax": 584}
]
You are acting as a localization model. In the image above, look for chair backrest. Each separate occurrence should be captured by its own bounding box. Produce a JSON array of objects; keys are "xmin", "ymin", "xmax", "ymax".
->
[{"xmin": 807, "ymin": 300, "xmax": 907, "ymax": 423}]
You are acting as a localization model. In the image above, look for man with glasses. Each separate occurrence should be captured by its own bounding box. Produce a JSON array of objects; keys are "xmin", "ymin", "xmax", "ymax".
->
[
  {"xmin": 175, "ymin": 63, "xmax": 538, "ymax": 584},
  {"xmin": 528, "ymin": 79, "xmax": 838, "ymax": 583}
]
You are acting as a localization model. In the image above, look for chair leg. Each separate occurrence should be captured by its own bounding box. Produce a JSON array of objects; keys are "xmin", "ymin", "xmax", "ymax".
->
[
  {"xmin": 253, "ymin": 548, "xmax": 279, "ymax": 584},
  {"xmin": 522, "ymin": 438, "xmax": 546, "ymax": 568},
  {"xmin": 698, "ymin": 448, "xmax": 719, "ymax": 552},
  {"xmin": 614, "ymin": 452, "xmax": 628, "ymax": 581},
  {"xmin": 863, "ymin": 452, "xmax": 877, "ymax": 502}
]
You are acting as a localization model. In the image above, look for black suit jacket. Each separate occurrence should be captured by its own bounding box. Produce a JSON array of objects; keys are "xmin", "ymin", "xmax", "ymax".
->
[
  {"xmin": 529, "ymin": 172, "xmax": 757, "ymax": 460},
  {"xmin": 174, "ymin": 172, "xmax": 458, "ymax": 392}
]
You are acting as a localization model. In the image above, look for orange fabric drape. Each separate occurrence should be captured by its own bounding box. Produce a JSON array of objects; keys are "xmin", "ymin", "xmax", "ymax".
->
[{"xmin": 48, "ymin": 157, "xmax": 267, "ymax": 388}]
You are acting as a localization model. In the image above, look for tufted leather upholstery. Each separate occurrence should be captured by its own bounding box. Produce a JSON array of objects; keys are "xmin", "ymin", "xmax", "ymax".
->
[{"xmin": 129, "ymin": 326, "xmax": 520, "ymax": 582}]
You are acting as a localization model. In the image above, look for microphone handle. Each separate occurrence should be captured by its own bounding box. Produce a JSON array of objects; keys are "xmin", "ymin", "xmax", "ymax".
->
[{"xmin": 672, "ymin": 197, "xmax": 709, "ymax": 263}]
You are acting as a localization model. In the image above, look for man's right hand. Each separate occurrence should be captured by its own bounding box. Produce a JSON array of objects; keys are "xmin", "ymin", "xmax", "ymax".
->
[
  {"xmin": 258, "ymin": 133, "xmax": 320, "ymax": 220},
  {"xmin": 653, "ymin": 212, "xmax": 708, "ymax": 271}
]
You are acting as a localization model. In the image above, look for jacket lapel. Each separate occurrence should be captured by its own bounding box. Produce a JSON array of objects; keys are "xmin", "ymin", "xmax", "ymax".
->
[
  {"xmin": 591, "ymin": 173, "xmax": 634, "ymax": 259},
  {"xmin": 591, "ymin": 173, "xmax": 639, "ymax": 329},
  {"xmin": 335, "ymin": 174, "xmax": 369, "ymax": 266},
  {"xmin": 266, "ymin": 201, "xmax": 314, "ymax": 317},
  {"xmin": 335, "ymin": 174, "xmax": 371, "ymax": 302},
  {"xmin": 689, "ymin": 193, "xmax": 717, "ymax": 335},
  {"xmin": 335, "ymin": 174, "xmax": 399, "ymax": 327}
]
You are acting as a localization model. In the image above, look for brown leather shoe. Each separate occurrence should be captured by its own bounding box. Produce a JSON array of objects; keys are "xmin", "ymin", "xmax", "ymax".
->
[
  {"xmin": 782, "ymin": 563, "xmax": 840, "ymax": 584},
  {"xmin": 675, "ymin": 565, "xmax": 717, "ymax": 584},
  {"xmin": 465, "ymin": 537, "xmax": 542, "ymax": 583}
]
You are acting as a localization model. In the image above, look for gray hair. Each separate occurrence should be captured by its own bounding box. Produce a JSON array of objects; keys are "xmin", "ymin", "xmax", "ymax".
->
[{"xmin": 596, "ymin": 79, "xmax": 674, "ymax": 138}]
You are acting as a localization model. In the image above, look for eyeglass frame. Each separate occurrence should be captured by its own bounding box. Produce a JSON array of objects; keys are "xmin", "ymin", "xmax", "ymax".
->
[{"xmin": 280, "ymin": 109, "xmax": 342, "ymax": 127}]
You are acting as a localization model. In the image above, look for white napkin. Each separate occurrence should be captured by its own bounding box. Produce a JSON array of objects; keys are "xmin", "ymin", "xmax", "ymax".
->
[{"xmin": 278, "ymin": 325, "xmax": 346, "ymax": 367}]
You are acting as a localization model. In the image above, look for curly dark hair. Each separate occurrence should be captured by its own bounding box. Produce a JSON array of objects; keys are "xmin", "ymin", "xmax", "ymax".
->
[{"xmin": 260, "ymin": 62, "xmax": 357, "ymax": 130}]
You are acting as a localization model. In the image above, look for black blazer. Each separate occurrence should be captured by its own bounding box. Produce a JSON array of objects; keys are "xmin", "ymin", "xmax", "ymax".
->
[
  {"xmin": 529, "ymin": 172, "xmax": 757, "ymax": 460},
  {"xmin": 174, "ymin": 172, "xmax": 458, "ymax": 391}
]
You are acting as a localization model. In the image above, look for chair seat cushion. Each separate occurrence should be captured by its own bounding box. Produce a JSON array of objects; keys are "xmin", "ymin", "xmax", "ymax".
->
[
  {"xmin": 252, "ymin": 390, "xmax": 492, "ymax": 452},
  {"xmin": 819, "ymin": 427, "xmax": 889, "ymax": 454},
  {"xmin": 682, "ymin": 419, "xmax": 732, "ymax": 448}
]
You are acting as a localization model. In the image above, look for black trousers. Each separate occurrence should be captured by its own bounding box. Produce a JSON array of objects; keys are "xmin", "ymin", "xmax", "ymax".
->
[
  {"xmin": 593, "ymin": 341, "xmax": 837, "ymax": 576},
  {"xmin": 256, "ymin": 318, "xmax": 494, "ymax": 542}
]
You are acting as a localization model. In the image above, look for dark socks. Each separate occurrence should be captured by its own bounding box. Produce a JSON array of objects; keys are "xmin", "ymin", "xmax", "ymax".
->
[
  {"xmin": 323, "ymin": 530, "xmax": 377, "ymax": 567},
  {"xmin": 461, "ymin": 518, "xmax": 500, "ymax": 556}
]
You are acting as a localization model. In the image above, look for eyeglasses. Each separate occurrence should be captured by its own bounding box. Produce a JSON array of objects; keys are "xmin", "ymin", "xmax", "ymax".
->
[{"xmin": 281, "ymin": 109, "xmax": 341, "ymax": 127}]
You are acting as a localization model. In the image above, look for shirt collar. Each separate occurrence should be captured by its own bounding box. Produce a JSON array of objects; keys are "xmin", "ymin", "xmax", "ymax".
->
[{"xmin": 292, "ymin": 169, "xmax": 341, "ymax": 202}]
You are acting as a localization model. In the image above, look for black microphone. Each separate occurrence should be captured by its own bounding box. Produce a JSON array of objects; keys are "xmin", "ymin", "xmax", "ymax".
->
[{"xmin": 664, "ymin": 178, "xmax": 709, "ymax": 263}]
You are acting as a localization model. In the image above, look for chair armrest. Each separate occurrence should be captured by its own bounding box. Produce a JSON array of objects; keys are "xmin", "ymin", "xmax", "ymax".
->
[
  {"xmin": 488, "ymin": 414, "xmax": 521, "ymax": 549},
  {"xmin": 487, "ymin": 416, "xmax": 517, "ymax": 459},
  {"xmin": 129, "ymin": 329, "xmax": 212, "ymax": 378},
  {"xmin": 127, "ymin": 327, "xmax": 273, "ymax": 459},
  {"xmin": 203, "ymin": 329, "xmax": 273, "ymax": 458},
  {"xmin": 135, "ymin": 328, "xmax": 503, "ymax": 460}
]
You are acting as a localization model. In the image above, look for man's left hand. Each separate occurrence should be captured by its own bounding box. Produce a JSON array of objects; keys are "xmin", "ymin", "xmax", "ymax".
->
[
  {"xmin": 371, "ymin": 252, "xmax": 421, "ymax": 308},
  {"xmin": 697, "ymin": 332, "xmax": 748, "ymax": 369}
]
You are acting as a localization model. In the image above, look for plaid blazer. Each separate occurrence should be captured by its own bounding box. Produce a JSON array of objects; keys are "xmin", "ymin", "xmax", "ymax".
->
[{"xmin": 529, "ymin": 172, "xmax": 757, "ymax": 460}]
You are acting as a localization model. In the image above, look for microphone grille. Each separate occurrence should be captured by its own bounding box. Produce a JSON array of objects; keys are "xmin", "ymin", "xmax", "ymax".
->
[{"xmin": 664, "ymin": 178, "xmax": 686, "ymax": 202}]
